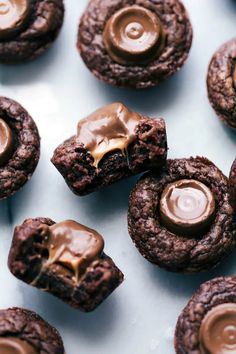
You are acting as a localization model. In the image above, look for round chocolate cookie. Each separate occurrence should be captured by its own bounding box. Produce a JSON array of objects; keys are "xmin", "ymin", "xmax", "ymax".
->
[
  {"xmin": 175, "ymin": 276, "xmax": 236, "ymax": 354},
  {"xmin": 0, "ymin": 307, "xmax": 65, "ymax": 353},
  {"xmin": 207, "ymin": 38, "xmax": 236, "ymax": 130},
  {"xmin": 128, "ymin": 157, "xmax": 235, "ymax": 273},
  {"xmin": 0, "ymin": 0, "xmax": 64, "ymax": 63},
  {"xmin": 0, "ymin": 96, "xmax": 40, "ymax": 199},
  {"xmin": 230, "ymin": 158, "xmax": 236, "ymax": 211},
  {"xmin": 77, "ymin": 0, "xmax": 193, "ymax": 89}
]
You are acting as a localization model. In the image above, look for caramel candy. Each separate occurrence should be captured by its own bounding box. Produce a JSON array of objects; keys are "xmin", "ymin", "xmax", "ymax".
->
[
  {"xmin": 0, "ymin": 0, "xmax": 30, "ymax": 40},
  {"xmin": 0, "ymin": 337, "xmax": 38, "ymax": 354},
  {"xmin": 44, "ymin": 220, "xmax": 104, "ymax": 280},
  {"xmin": 199, "ymin": 303, "xmax": 236, "ymax": 354},
  {"xmin": 77, "ymin": 102, "xmax": 141, "ymax": 168},
  {"xmin": 0, "ymin": 118, "xmax": 13, "ymax": 166},
  {"xmin": 160, "ymin": 179, "xmax": 216, "ymax": 237},
  {"xmin": 103, "ymin": 5, "xmax": 164, "ymax": 65}
]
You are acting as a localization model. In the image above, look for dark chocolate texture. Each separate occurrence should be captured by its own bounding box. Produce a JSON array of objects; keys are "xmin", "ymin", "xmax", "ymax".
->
[
  {"xmin": 0, "ymin": 0, "xmax": 64, "ymax": 63},
  {"xmin": 128, "ymin": 157, "xmax": 235, "ymax": 273},
  {"xmin": 207, "ymin": 38, "xmax": 236, "ymax": 130},
  {"xmin": 0, "ymin": 97, "xmax": 40, "ymax": 199},
  {"xmin": 0, "ymin": 307, "xmax": 65, "ymax": 354},
  {"xmin": 229, "ymin": 158, "xmax": 236, "ymax": 212},
  {"xmin": 51, "ymin": 102, "xmax": 167, "ymax": 196},
  {"xmin": 8, "ymin": 218, "xmax": 124, "ymax": 312},
  {"xmin": 175, "ymin": 277, "xmax": 236, "ymax": 354},
  {"xmin": 77, "ymin": 0, "xmax": 192, "ymax": 89}
]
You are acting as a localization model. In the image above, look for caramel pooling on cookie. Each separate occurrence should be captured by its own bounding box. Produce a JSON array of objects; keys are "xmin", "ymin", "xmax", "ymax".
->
[
  {"xmin": 199, "ymin": 303, "xmax": 236, "ymax": 354},
  {"xmin": 0, "ymin": 337, "xmax": 38, "ymax": 354},
  {"xmin": 0, "ymin": 118, "xmax": 13, "ymax": 166},
  {"xmin": 0, "ymin": 0, "xmax": 30, "ymax": 40},
  {"xmin": 77, "ymin": 102, "xmax": 141, "ymax": 168},
  {"xmin": 44, "ymin": 220, "xmax": 104, "ymax": 281},
  {"xmin": 160, "ymin": 179, "xmax": 216, "ymax": 237},
  {"xmin": 103, "ymin": 5, "xmax": 165, "ymax": 65}
]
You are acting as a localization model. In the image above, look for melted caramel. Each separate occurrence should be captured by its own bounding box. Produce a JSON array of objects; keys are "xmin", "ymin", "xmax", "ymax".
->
[{"xmin": 77, "ymin": 102, "xmax": 141, "ymax": 167}]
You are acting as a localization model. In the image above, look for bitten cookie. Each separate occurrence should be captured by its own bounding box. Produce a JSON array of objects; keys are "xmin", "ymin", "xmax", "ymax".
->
[
  {"xmin": 0, "ymin": 307, "xmax": 65, "ymax": 353},
  {"xmin": 128, "ymin": 157, "xmax": 235, "ymax": 273},
  {"xmin": 51, "ymin": 102, "xmax": 167, "ymax": 196},
  {"xmin": 175, "ymin": 276, "xmax": 236, "ymax": 354},
  {"xmin": 207, "ymin": 38, "xmax": 236, "ymax": 130},
  {"xmin": 8, "ymin": 218, "xmax": 124, "ymax": 312},
  {"xmin": 230, "ymin": 158, "xmax": 236, "ymax": 211},
  {"xmin": 77, "ymin": 0, "xmax": 192, "ymax": 89},
  {"xmin": 0, "ymin": 0, "xmax": 64, "ymax": 63},
  {"xmin": 0, "ymin": 96, "xmax": 40, "ymax": 199}
]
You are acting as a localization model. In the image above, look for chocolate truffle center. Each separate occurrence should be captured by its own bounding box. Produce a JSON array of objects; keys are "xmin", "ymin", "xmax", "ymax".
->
[
  {"xmin": 199, "ymin": 303, "xmax": 236, "ymax": 354},
  {"xmin": 44, "ymin": 220, "xmax": 104, "ymax": 280},
  {"xmin": 160, "ymin": 179, "xmax": 216, "ymax": 237},
  {"xmin": 103, "ymin": 5, "xmax": 164, "ymax": 65},
  {"xmin": 77, "ymin": 102, "xmax": 141, "ymax": 167},
  {"xmin": 0, "ymin": 337, "xmax": 38, "ymax": 354},
  {"xmin": 0, "ymin": 118, "xmax": 13, "ymax": 166},
  {"xmin": 0, "ymin": 0, "xmax": 30, "ymax": 40}
]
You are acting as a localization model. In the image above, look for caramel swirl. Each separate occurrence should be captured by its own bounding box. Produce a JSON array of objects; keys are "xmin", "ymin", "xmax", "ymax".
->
[
  {"xmin": 0, "ymin": 337, "xmax": 38, "ymax": 354},
  {"xmin": 0, "ymin": 0, "xmax": 30, "ymax": 40},
  {"xmin": 160, "ymin": 179, "xmax": 216, "ymax": 237},
  {"xmin": 43, "ymin": 220, "xmax": 104, "ymax": 281},
  {"xmin": 0, "ymin": 118, "xmax": 13, "ymax": 166},
  {"xmin": 199, "ymin": 303, "xmax": 236, "ymax": 354},
  {"xmin": 77, "ymin": 102, "xmax": 141, "ymax": 168},
  {"xmin": 103, "ymin": 5, "xmax": 164, "ymax": 65}
]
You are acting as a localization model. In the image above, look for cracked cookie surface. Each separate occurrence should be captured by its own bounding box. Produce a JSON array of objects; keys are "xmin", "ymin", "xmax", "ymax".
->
[
  {"xmin": 0, "ymin": 307, "xmax": 65, "ymax": 354},
  {"xmin": 0, "ymin": 0, "xmax": 64, "ymax": 63},
  {"xmin": 175, "ymin": 276, "xmax": 236, "ymax": 354},
  {"xmin": 207, "ymin": 38, "xmax": 236, "ymax": 130},
  {"xmin": 0, "ymin": 97, "xmax": 40, "ymax": 199},
  {"xmin": 128, "ymin": 157, "xmax": 235, "ymax": 273},
  {"xmin": 77, "ymin": 0, "xmax": 192, "ymax": 89}
]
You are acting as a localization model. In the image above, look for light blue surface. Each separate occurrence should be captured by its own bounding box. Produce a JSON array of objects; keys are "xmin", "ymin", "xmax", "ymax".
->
[{"xmin": 0, "ymin": 1, "xmax": 236, "ymax": 353}]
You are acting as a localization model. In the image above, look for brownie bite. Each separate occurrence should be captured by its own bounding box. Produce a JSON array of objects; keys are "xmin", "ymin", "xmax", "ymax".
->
[
  {"xmin": 77, "ymin": 0, "xmax": 193, "ymax": 89},
  {"xmin": 0, "ymin": 307, "xmax": 65, "ymax": 353},
  {"xmin": 0, "ymin": 0, "xmax": 64, "ymax": 63},
  {"xmin": 0, "ymin": 96, "xmax": 40, "ymax": 199},
  {"xmin": 230, "ymin": 158, "xmax": 236, "ymax": 211},
  {"xmin": 175, "ymin": 276, "xmax": 236, "ymax": 354},
  {"xmin": 8, "ymin": 218, "xmax": 124, "ymax": 312},
  {"xmin": 51, "ymin": 102, "xmax": 167, "ymax": 196},
  {"xmin": 207, "ymin": 38, "xmax": 236, "ymax": 130},
  {"xmin": 128, "ymin": 157, "xmax": 235, "ymax": 273}
]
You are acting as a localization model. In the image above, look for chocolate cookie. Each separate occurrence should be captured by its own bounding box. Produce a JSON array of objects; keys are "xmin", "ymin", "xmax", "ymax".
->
[
  {"xmin": 175, "ymin": 276, "xmax": 236, "ymax": 354},
  {"xmin": 51, "ymin": 102, "xmax": 167, "ymax": 196},
  {"xmin": 0, "ymin": 96, "xmax": 40, "ymax": 199},
  {"xmin": 8, "ymin": 218, "xmax": 124, "ymax": 312},
  {"xmin": 128, "ymin": 157, "xmax": 235, "ymax": 273},
  {"xmin": 207, "ymin": 38, "xmax": 236, "ymax": 130},
  {"xmin": 0, "ymin": 307, "xmax": 65, "ymax": 353},
  {"xmin": 0, "ymin": 0, "xmax": 64, "ymax": 63},
  {"xmin": 230, "ymin": 158, "xmax": 236, "ymax": 211},
  {"xmin": 77, "ymin": 0, "xmax": 193, "ymax": 89}
]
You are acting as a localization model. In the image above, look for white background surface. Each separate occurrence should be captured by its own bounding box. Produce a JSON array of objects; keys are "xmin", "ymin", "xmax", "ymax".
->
[{"xmin": 0, "ymin": 1, "xmax": 236, "ymax": 353}]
